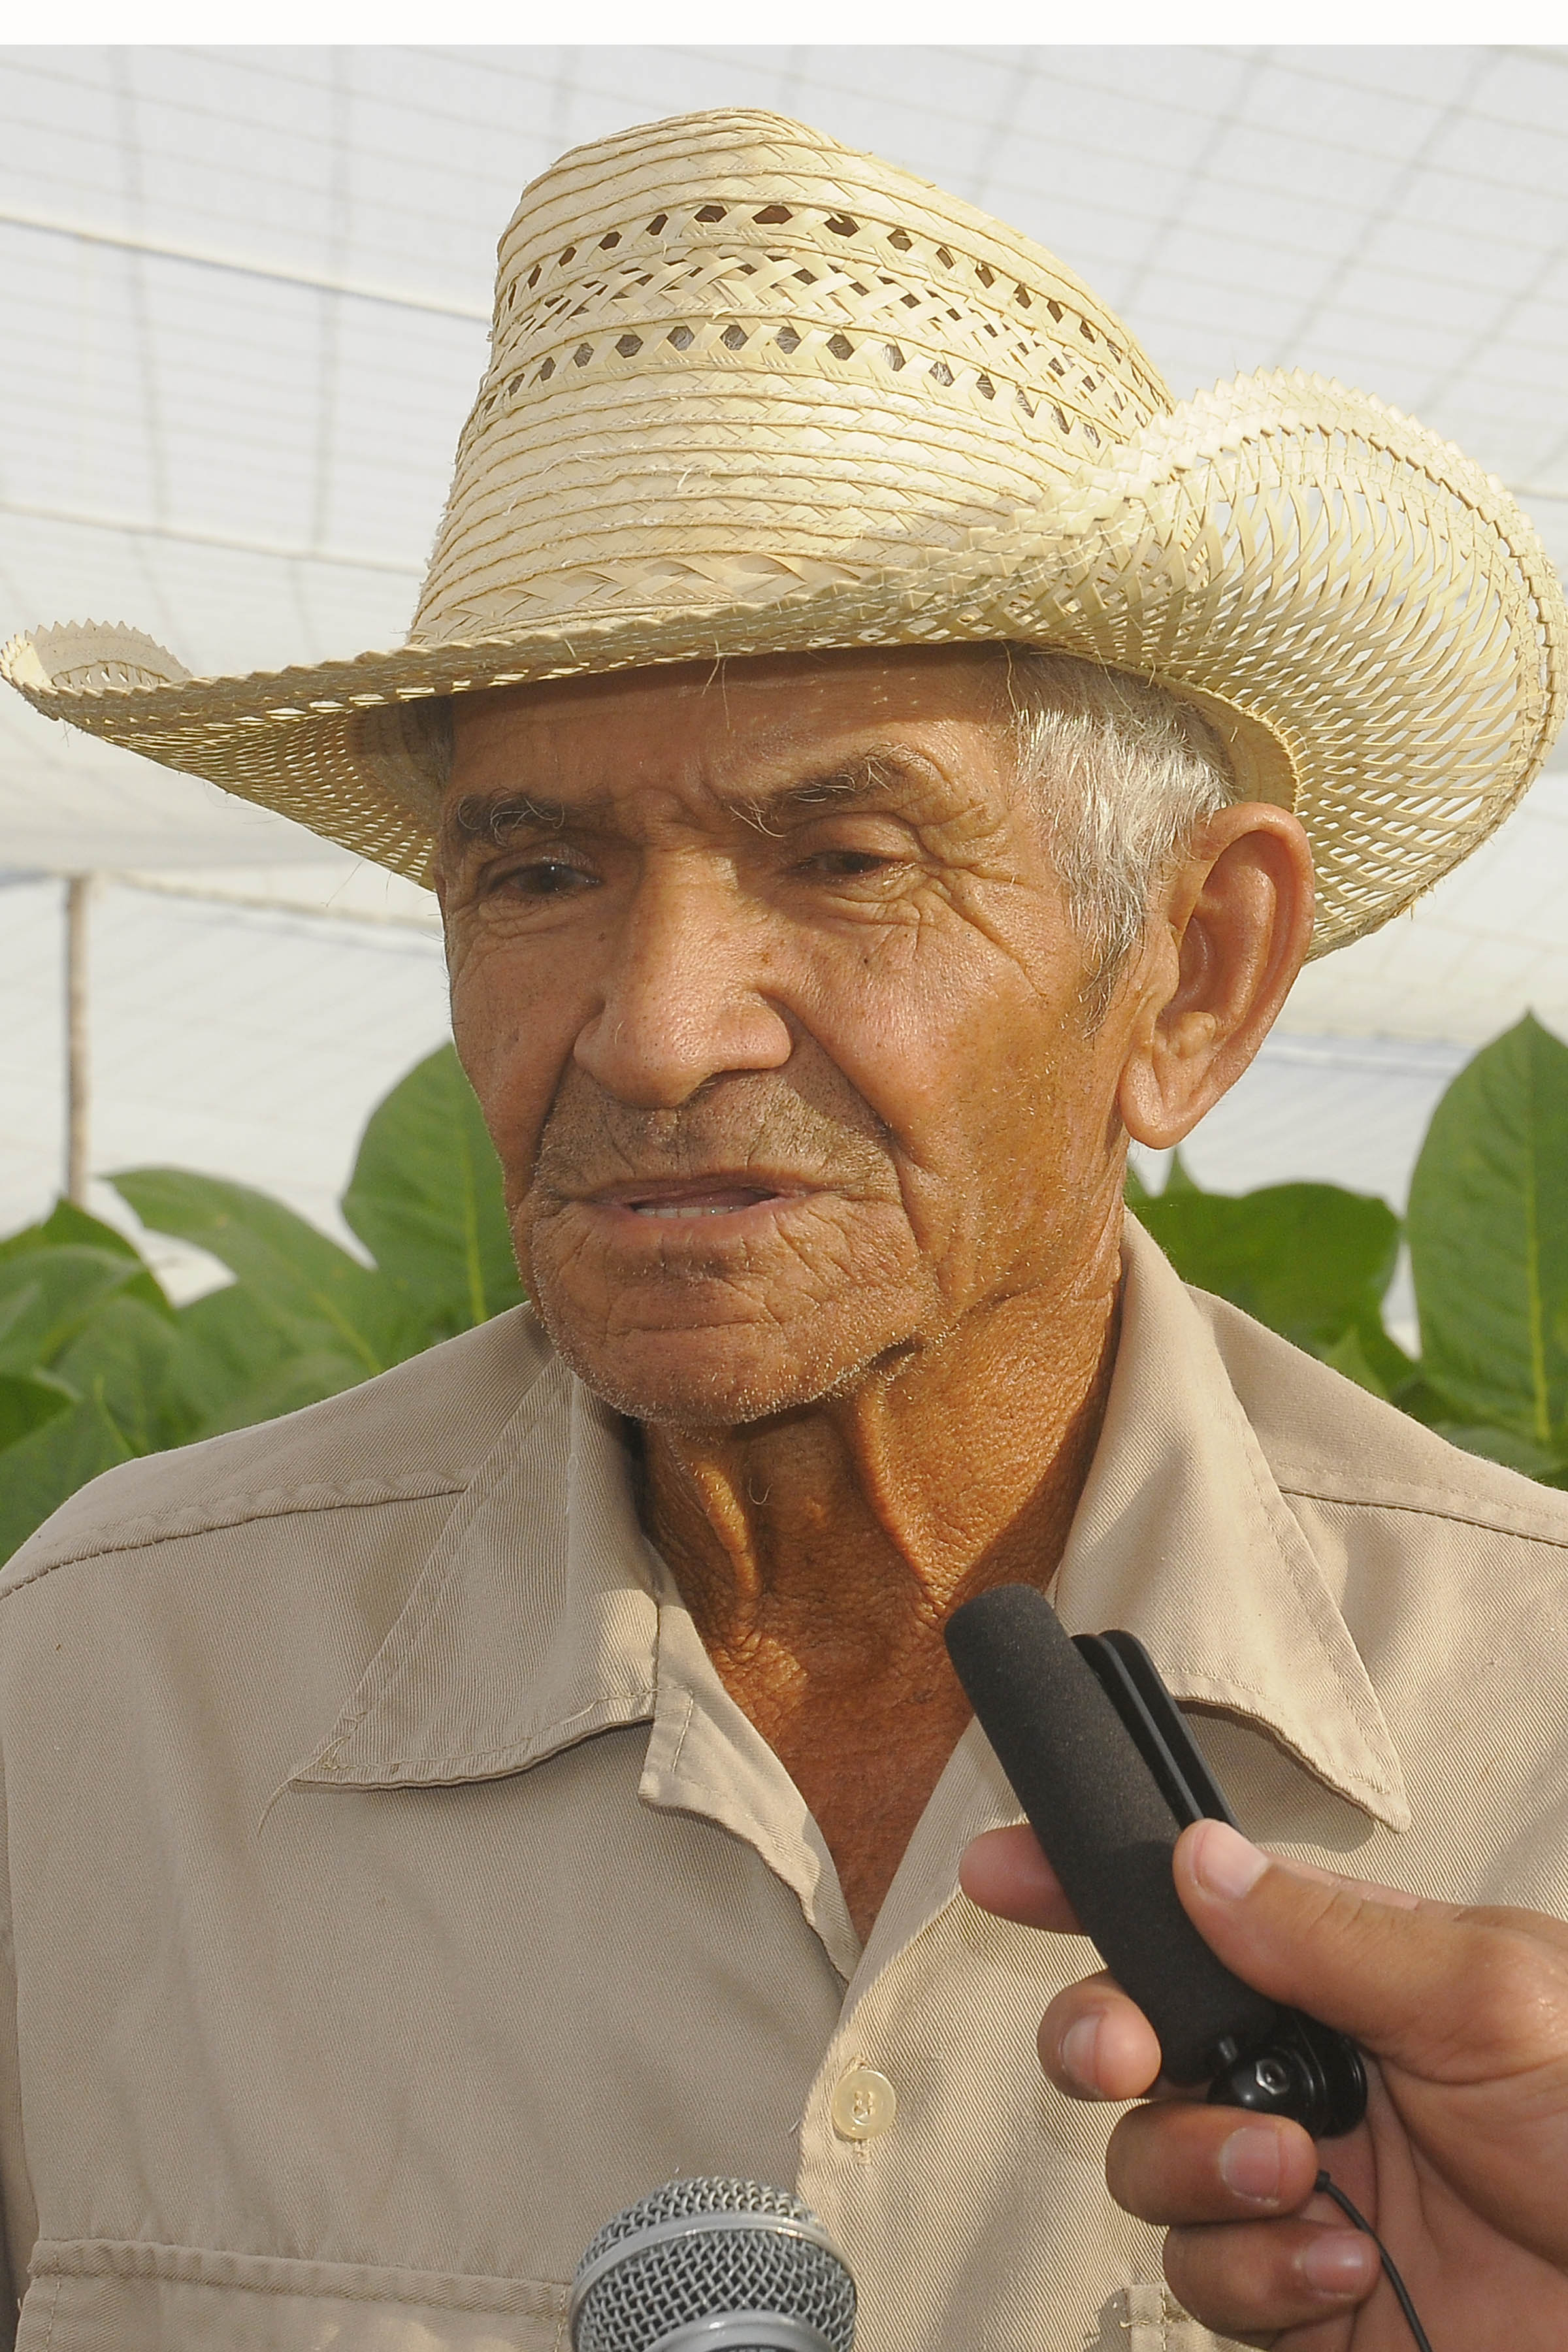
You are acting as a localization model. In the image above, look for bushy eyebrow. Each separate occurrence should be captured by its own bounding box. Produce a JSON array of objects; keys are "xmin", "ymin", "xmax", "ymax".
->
[
  {"xmin": 443, "ymin": 791, "xmax": 569, "ymax": 852},
  {"xmin": 440, "ymin": 751, "xmax": 917, "ymax": 858},
  {"xmin": 725, "ymin": 757, "xmax": 904, "ymax": 835}
]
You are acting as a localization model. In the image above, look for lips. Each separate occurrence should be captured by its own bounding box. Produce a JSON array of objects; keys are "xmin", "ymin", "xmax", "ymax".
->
[
  {"xmin": 629, "ymin": 1190, "xmax": 780, "ymax": 1218},
  {"xmin": 580, "ymin": 1176, "xmax": 805, "ymax": 1220}
]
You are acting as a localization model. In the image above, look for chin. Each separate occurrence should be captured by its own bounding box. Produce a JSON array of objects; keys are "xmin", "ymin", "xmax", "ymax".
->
[{"xmin": 536, "ymin": 1299, "xmax": 879, "ymax": 1429}]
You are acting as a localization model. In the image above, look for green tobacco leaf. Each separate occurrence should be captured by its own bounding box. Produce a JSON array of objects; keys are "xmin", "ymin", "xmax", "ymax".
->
[
  {"xmin": 1407, "ymin": 1015, "xmax": 1568, "ymax": 1448},
  {"xmin": 342, "ymin": 1043, "xmax": 523, "ymax": 1335},
  {"xmin": 0, "ymin": 1245, "xmax": 167, "ymax": 1376},
  {"xmin": 52, "ymin": 1296, "xmax": 197, "ymax": 1458},
  {"xmin": 0, "ymin": 1372, "xmax": 76, "ymax": 1450},
  {"xmin": 111, "ymin": 1170, "xmax": 424, "ymax": 1379},
  {"xmin": 163, "ymin": 1282, "xmax": 293, "ymax": 1425},
  {"xmin": 0, "ymin": 1394, "xmax": 135, "ymax": 1564},
  {"xmin": 1316, "ymin": 1319, "xmax": 1419, "ymax": 1401},
  {"xmin": 165, "ymin": 1282, "xmax": 369, "ymax": 1436},
  {"xmin": 1137, "ymin": 1182, "xmax": 1400, "ymax": 1355},
  {"xmin": 194, "ymin": 1350, "xmax": 378, "ymax": 1437},
  {"xmin": 0, "ymin": 1198, "xmax": 145, "ymax": 1264},
  {"xmin": 1424, "ymin": 1421, "xmax": 1568, "ymax": 1480}
]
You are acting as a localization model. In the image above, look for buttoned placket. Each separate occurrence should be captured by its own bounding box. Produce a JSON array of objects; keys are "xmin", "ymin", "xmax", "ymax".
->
[{"xmin": 636, "ymin": 1561, "xmax": 1036, "ymax": 2288}]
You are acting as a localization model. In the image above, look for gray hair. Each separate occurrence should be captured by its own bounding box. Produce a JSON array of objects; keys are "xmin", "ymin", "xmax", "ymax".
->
[
  {"xmin": 411, "ymin": 647, "xmax": 1234, "ymax": 1004},
  {"xmin": 995, "ymin": 649, "xmax": 1235, "ymax": 1007}
]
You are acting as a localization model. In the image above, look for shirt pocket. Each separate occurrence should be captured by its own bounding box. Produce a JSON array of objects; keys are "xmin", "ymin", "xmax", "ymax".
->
[{"xmin": 21, "ymin": 2240, "xmax": 570, "ymax": 2351}]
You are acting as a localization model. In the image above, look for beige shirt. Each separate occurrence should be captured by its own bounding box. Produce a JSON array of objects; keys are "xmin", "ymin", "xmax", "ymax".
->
[{"xmin": 2, "ymin": 1220, "xmax": 1567, "ymax": 2352}]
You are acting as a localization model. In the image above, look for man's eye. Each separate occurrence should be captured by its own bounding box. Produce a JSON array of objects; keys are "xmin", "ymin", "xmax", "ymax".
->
[
  {"xmin": 804, "ymin": 848, "xmax": 896, "ymax": 879},
  {"xmin": 501, "ymin": 858, "xmax": 596, "ymax": 899}
]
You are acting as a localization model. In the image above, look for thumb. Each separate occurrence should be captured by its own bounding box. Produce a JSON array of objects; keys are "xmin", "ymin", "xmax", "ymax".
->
[{"xmin": 1173, "ymin": 1820, "xmax": 1562, "ymax": 2085}]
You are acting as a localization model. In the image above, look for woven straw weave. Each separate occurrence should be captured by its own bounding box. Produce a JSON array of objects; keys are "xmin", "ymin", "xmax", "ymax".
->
[{"xmin": 3, "ymin": 108, "xmax": 1563, "ymax": 953}]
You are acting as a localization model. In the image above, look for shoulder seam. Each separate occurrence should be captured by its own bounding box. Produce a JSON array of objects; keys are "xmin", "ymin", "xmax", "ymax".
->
[
  {"xmin": 0, "ymin": 1477, "xmax": 466, "ymax": 1597},
  {"xmin": 1277, "ymin": 1478, "xmax": 1568, "ymax": 1548}
]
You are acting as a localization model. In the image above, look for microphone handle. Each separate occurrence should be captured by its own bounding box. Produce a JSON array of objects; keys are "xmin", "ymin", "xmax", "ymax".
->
[{"xmin": 946, "ymin": 1584, "xmax": 1280, "ymax": 2085}]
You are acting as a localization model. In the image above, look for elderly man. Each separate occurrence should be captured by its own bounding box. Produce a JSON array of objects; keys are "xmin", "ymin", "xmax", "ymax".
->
[{"xmin": 4, "ymin": 110, "xmax": 1568, "ymax": 2352}]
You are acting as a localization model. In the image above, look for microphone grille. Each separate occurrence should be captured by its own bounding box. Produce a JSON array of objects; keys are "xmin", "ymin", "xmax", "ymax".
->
[{"xmin": 572, "ymin": 2177, "xmax": 857, "ymax": 2352}]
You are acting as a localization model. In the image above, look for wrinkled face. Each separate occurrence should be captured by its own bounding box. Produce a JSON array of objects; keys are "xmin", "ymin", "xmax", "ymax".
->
[{"xmin": 437, "ymin": 647, "xmax": 1134, "ymax": 1426}]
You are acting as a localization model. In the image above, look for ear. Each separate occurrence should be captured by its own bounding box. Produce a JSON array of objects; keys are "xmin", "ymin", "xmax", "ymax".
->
[{"xmin": 1117, "ymin": 805, "xmax": 1315, "ymax": 1152}]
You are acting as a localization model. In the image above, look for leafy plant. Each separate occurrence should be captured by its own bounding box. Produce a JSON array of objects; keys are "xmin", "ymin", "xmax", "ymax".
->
[
  {"xmin": 0, "ymin": 1045, "xmax": 522, "ymax": 1561},
  {"xmin": 1131, "ymin": 1015, "xmax": 1568, "ymax": 1484},
  {"xmin": 341, "ymin": 1045, "xmax": 523, "ymax": 1337},
  {"xmin": 1403, "ymin": 1015, "xmax": 1568, "ymax": 1478},
  {"xmin": 1133, "ymin": 1175, "xmax": 1401, "ymax": 1365},
  {"xmin": 5, "ymin": 1014, "xmax": 1568, "ymax": 1565}
]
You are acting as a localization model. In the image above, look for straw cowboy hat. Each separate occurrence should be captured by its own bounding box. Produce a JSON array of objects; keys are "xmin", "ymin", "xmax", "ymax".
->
[{"xmin": 5, "ymin": 108, "xmax": 1565, "ymax": 953}]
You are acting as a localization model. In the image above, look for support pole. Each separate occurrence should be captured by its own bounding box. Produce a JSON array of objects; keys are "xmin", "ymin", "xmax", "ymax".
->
[{"xmin": 64, "ymin": 873, "xmax": 93, "ymax": 1207}]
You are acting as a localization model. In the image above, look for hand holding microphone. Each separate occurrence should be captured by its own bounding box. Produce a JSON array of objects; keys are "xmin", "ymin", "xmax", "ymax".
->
[
  {"xmin": 566, "ymin": 1586, "xmax": 1568, "ymax": 2352},
  {"xmin": 953, "ymin": 1591, "xmax": 1568, "ymax": 2350}
]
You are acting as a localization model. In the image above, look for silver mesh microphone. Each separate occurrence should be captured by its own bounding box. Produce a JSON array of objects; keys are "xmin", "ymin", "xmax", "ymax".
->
[{"xmin": 570, "ymin": 2177, "xmax": 857, "ymax": 2352}]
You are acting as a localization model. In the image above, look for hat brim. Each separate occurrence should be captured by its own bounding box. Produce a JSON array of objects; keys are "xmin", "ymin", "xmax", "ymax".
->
[{"xmin": 5, "ymin": 370, "xmax": 1563, "ymax": 958}]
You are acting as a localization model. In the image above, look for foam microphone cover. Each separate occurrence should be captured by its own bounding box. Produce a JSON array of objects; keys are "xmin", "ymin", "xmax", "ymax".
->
[{"xmin": 946, "ymin": 1583, "xmax": 1279, "ymax": 2086}]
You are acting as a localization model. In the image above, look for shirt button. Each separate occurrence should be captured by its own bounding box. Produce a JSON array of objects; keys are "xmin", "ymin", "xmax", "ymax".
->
[{"xmin": 831, "ymin": 2064, "xmax": 898, "ymax": 2142}]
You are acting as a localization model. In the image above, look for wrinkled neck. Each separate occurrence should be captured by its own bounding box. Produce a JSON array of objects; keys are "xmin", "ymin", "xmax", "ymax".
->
[{"xmin": 639, "ymin": 1254, "xmax": 1122, "ymax": 1676}]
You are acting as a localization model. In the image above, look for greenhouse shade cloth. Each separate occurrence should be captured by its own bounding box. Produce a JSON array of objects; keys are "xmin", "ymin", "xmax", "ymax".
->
[{"xmin": 4, "ymin": 106, "xmax": 1565, "ymax": 956}]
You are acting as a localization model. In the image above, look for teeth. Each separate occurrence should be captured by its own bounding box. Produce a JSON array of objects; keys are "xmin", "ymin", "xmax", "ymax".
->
[{"xmin": 632, "ymin": 1201, "xmax": 748, "ymax": 1218}]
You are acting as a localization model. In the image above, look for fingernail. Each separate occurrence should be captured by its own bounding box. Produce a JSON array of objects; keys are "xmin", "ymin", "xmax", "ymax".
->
[
  {"xmin": 1060, "ymin": 2014, "xmax": 1102, "ymax": 2094},
  {"xmin": 1301, "ymin": 2232, "xmax": 1379, "ymax": 2295},
  {"xmin": 1192, "ymin": 1819, "xmax": 1269, "ymax": 1901},
  {"xmin": 1218, "ymin": 2123, "xmax": 1284, "ymax": 2205}
]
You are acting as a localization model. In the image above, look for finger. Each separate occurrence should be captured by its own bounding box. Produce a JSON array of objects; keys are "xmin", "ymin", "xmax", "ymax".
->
[
  {"xmin": 1162, "ymin": 2217, "xmax": 1381, "ymax": 2338},
  {"xmin": 958, "ymin": 1823, "xmax": 1418, "ymax": 1944},
  {"xmin": 1105, "ymin": 2100, "xmax": 1320, "ymax": 2224},
  {"xmin": 1173, "ymin": 1820, "xmax": 1568, "ymax": 2080},
  {"xmin": 1039, "ymin": 1972, "xmax": 1163, "ymax": 2100},
  {"xmin": 959, "ymin": 1825, "xmax": 1081, "ymax": 1932},
  {"xmin": 1105, "ymin": 2099, "xmax": 1322, "ymax": 2225},
  {"xmin": 1251, "ymin": 1852, "xmax": 1422, "ymax": 1910}
]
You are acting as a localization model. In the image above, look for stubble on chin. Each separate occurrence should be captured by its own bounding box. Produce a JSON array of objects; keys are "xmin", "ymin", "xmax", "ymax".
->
[{"xmin": 524, "ymin": 1209, "xmax": 915, "ymax": 1428}]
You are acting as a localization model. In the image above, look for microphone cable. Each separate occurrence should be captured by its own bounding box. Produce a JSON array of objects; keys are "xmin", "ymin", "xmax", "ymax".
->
[{"xmin": 1314, "ymin": 2171, "xmax": 1433, "ymax": 2351}]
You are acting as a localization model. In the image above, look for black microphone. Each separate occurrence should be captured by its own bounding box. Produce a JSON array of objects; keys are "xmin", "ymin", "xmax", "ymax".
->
[
  {"xmin": 945, "ymin": 1581, "xmax": 1362, "ymax": 2117},
  {"xmin": 570, "ymin": 2178, "xmax": 857, "ymax": 2352}
]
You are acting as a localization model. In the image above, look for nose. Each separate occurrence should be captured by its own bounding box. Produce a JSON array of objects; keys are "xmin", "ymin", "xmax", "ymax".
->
[{"xmin": 572, "ymin": 856, "xmax": 794, "ymax": 1108}]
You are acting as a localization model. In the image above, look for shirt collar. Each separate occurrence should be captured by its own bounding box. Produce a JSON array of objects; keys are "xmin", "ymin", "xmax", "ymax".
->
[
  {"xmin": 1054, "ymin": 1218, "xmax": 1407, "ymax": 1829},
  {"xmin": 288, "ymin": 1219, "xmax": 1406, "ymax": 1834},
  {"xmin": 289, "ymin": 1355, "xmax": 661, "ymax": 1791}
]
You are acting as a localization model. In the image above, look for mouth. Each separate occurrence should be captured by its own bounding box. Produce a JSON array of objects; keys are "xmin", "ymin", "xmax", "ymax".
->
[{"xmin": 579, "ymin": 1175, "xmax": 812, "ymax": 1222}]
